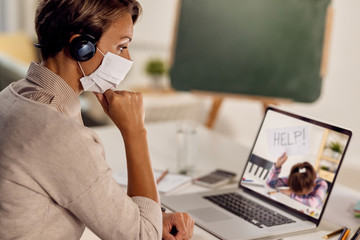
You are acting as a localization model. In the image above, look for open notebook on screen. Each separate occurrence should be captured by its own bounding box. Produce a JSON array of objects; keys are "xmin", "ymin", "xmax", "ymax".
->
[{"xmin": 161, "ymin": 106, "xmax": 352, "ymax": 240}]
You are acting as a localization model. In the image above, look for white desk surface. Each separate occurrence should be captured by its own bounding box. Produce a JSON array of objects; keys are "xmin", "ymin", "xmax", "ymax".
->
[{"xmin": 81, "ymin": 121, "xmax": 360, "ymax": 240}]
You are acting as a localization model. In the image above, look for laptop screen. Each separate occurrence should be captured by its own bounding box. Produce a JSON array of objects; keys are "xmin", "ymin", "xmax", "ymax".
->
[{"xmin": 240, "ymin": 107, "xmax": 352, "ymax": 223}]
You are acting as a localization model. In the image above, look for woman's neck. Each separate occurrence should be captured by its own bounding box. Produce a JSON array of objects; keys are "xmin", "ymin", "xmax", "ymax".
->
[{"xmin": 43, "ymin": 51, "xmax": 83, "ymax": 96}]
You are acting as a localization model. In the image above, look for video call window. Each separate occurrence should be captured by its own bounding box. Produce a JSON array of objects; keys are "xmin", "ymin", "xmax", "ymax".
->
[{"xmin": 241, "ymin": 110, "xmax": 350, "ymax": 219}]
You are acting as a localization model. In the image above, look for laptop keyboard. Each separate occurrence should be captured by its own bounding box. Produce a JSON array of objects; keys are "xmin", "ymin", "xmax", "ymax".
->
[{"xmin": 204, "ymin": 192, "xmax": 295, "ymax": 228}]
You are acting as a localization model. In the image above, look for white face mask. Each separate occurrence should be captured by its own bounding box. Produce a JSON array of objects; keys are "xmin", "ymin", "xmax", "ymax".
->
[{"xmin": 78, "ymin": 49, "xmax": 133, "ymax": 93}]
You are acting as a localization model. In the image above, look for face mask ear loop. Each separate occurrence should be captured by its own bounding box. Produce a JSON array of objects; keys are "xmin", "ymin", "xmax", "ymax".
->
[
  {"xmin": 97, "ymin": 48, "xmax": 105, "ymax": 56},
  {"xmin": 77, "ymin": 61, "xmax": 86, "ymax": 77}
]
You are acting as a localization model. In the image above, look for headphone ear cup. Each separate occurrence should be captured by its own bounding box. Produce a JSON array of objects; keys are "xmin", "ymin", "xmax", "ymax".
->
[{"xmin": 69, "ymin": 34, "xmax": 96, "ymax": 62}]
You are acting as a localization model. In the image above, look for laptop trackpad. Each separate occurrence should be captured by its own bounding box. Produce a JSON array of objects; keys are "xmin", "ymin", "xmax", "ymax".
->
[{"xmin": 189, "ymin": 207, "xmax": 232, "ymax": 223}]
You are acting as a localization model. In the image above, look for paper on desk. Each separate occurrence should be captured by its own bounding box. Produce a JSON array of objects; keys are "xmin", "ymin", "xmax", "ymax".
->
[
  {"xmin": 113, "ymin": 169, "xmax": 192, "ymax": 194},
  {"xmin": 267, "ymin": 126, "xmax": 309, "ymax": 157}
]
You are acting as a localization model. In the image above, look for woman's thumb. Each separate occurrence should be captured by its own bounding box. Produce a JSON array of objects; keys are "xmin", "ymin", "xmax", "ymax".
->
[{"xmin": 103, "ymin": 89, "xmax": 115, "ymax": 102}]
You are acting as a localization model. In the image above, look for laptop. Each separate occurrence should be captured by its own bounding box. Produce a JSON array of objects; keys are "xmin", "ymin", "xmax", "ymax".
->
[{"xmin": 161, "ymin": 106, "xmax": 352, "ymax": 240}]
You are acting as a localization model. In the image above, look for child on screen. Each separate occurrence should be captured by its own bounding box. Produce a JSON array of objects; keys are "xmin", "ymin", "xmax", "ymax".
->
[{"xmin": 266, "ymin": 153, "xmax": 328, "ymax": 208}]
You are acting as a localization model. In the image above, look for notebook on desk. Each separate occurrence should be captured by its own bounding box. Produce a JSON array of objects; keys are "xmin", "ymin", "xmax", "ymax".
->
[{"xmin": 161, "ymin": 106, "xmax": 352, "ymax": 240}]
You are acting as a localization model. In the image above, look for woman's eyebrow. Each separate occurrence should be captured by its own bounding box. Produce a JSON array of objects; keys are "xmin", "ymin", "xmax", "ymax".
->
[{"xmin": 119, "ymin": 37, "xmax": 132, "ymax": 43}]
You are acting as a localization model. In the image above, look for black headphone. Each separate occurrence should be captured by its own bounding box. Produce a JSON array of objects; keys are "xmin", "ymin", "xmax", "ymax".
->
[{"xmin": 69, "ymin": 34, "xmax": 97, "ymax": 62}]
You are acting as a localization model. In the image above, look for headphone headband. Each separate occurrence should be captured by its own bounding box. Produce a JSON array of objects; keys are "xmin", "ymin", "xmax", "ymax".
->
[
  {"xmin": 34, "ymin": 34, "xmax": 97, "ymax": 62},
  {"xmin": 34, "ymin": 43, "xmax": 47, "ymax": 49}
]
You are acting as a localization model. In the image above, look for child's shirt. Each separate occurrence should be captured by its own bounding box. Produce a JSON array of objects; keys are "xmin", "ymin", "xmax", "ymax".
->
[{"xmin": 266, "ymin": 163, "xmax": 328, "ymax": 208}]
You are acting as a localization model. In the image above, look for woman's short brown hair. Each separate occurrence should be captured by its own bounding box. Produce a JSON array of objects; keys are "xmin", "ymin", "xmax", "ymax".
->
[
  {"xmin": 288, "ymin": 161, "xmax": 316, "ymax": 193},
  {"xmin": 35, "ymin": 0, "xmax": 142, "ymax": 60}
]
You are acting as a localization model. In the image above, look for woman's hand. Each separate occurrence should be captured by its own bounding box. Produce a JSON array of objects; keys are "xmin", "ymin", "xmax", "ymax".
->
[
  {"xmin": 95, "ymin": 89, "xmax": 159, "ymax": 202},
  {"xmin": 94, "ymin": 89, "xmax": 145, "ymax": 137},
  {"xmin": 275, "ymin": 152, "xmax": 288, "ymax": 168},
  {"xmin": 162, "ymin": 212, "xmax": 194, "ymax": 240}
]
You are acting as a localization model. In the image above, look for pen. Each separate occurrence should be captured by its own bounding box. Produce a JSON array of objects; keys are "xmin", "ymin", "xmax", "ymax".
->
[
  {"xmin": 241, "ymin": 181, "xmax": 265, "ymax": 187},
  {"xmin": 350, "ymin": 226, "xmax": 360, "ymax": 240},
  {"xmin": 341, "ymin": 229, "xmax": 350, "ymax": 240},
  {"xmin": 268, "ymin": 190, "xmax": 280, "ymax": 195},
  {"xmin": 242, "ymin": 178, "xmax": 253, "ymax": 182},
  {"xmin": 337, "ymin": 228, "xmax": 349, "ymax": 240},
  {"xmin": 323, "ymin": 227, "xmax": 346, "ymax": 239},
  {"xmin": 156, "ymin": 169, "xmax": 169, "ymax": 184}
]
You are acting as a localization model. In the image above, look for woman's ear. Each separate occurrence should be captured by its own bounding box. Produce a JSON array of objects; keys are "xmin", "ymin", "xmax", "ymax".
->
[
  {"xmin": 64, "ymin": 34, "xmax": 82, "ymax": 61},
  {"xmin": 69, "ymin": 34, "xmax": 81, "ymax": 44}
]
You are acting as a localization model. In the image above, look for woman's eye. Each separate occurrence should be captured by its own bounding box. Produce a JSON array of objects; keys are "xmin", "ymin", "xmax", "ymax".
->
[{"xmin": 119, "ymin": 46, "xmax": 128, "ymax": 54}]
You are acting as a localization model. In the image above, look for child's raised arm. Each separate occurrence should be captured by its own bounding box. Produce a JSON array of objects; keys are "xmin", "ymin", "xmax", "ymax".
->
[
  {"xmin": 266, "ymin": 163, "xmax": 289, "ymax": 188},
  {"xmin": 275, "ymin": 152, "xmax": 288, "ymax": 168}
]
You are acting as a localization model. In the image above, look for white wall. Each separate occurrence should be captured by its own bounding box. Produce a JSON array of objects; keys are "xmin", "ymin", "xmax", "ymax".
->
[
  {"xmin": 121, "ymin": 0, "xmax": 179, "ymax": 89},
  {"xmin": 0, "ymin": 0, "xmax": 36, "ymax": 36}
]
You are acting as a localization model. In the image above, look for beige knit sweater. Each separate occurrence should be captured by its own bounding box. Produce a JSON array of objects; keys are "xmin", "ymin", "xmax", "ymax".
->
[{"xmin": 0, "ymin": 62, "xmax": 162, "ymax": 240}]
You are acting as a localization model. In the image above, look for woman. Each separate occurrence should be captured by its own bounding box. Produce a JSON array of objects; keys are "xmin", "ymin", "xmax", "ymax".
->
[{"xmin": 0, "ymin": 0, "xmax": 193, "ymax": 239}]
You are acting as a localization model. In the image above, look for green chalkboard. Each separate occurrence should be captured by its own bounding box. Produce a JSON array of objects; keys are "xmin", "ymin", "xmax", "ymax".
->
[{"xmin": 170, "ymin": 0, "xmax": 330, "ymax": 102}]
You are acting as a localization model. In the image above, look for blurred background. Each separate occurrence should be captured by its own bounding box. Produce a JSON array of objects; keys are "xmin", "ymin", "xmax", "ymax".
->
[{"xmin": 0, "ymin": 0, "xmax": 359, "ymax": 189}]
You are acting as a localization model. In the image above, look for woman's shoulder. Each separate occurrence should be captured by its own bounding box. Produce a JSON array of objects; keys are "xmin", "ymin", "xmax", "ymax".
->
[
  {"xmin": 2, "ymin": 85, "xmax": 100, "ymax": 146},
  {"xmin": 0, "ymin": 86, "xmax": 107, "ymax": 180}
]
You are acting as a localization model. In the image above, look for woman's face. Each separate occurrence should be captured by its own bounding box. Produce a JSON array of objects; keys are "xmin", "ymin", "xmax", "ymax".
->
[
  {"xmin": 79, "ymin": 13, "xmax": 134, "ymax": 75},
  {"xmin": 97, "ymin": 13, "xmax": 133, "ymax": 60}
]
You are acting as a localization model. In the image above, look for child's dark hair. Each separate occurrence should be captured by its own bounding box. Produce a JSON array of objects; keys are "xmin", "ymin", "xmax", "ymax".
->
[{"xmin": 288, "ymin": 162, "xmax": 316, "ymax": 193}]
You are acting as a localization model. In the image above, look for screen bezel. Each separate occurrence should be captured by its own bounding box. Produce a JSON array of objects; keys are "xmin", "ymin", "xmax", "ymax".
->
[{"xmin": 238, "ymin": 106, "xmax": 352, "ymax": 225}]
